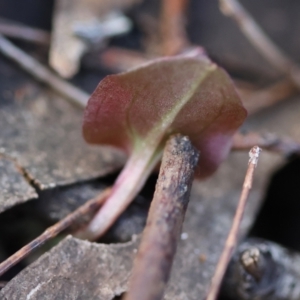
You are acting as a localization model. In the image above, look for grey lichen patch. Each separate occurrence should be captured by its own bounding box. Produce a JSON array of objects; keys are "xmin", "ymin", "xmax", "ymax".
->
[
  {"xmin": 0, "ymin": 90, "xmax": 125, "ymax": 190},
  {"xmin": 0, "ymin": 157, "xmax": 37, "ymax": 213}
]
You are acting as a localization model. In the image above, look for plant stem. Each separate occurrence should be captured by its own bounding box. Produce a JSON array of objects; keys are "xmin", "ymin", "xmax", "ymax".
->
[{"xmin": 82, "ymin": 144, "xmax": 163, "ymax": 241}]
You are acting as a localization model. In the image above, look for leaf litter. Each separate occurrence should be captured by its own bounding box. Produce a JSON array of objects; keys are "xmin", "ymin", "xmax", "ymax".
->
[{"xmin": 1, "ymin": 0, "xmax": 300, "ymax": 299}]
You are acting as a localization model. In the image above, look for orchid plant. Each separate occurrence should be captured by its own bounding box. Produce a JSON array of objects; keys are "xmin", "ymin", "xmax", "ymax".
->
[{"xmin": 82, "ymin": 49, "xmax": 247, "ymax": 240}]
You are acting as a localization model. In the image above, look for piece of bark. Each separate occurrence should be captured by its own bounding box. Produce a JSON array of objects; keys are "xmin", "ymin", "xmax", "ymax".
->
[
  {"xmin": 0, "ymin": 236, "xmax": 138, "ymax": 300},
  {"xmin": 126, "ymin": 135, "xmax": 199, "ymax": 300},
  {"xmin": 0, "ymin": 157, "xmax": 37, "ymax": 213},
  {"xmin": 0, "ymin": 56, "xmax": 125, "ymax": 193}
]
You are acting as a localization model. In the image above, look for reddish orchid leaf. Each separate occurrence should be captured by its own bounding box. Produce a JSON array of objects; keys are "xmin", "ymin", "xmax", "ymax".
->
[
  {"xmin": 83, "ymin": 50, "xmax": 246, "ymax": 178},
  {"xmin": 82, "ymin": 50, "xmax": 247, "ymax": 240}
]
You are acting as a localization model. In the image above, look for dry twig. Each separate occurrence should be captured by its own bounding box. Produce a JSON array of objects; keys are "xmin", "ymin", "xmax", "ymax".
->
[
  {"xmin": 0, "ymin": 189, "xmax": 111, "ymax": 277},
  {"xmin": 240, "ymin": 79, "xmax": 298, "ymax": 115},
  {"xmin": 0, "ymin": 34, "xmax": 89, "ymax": 107},
  {"xmin": 96, "ymin": 47, "xmax": 150, "ymax": 72},
  {"xmin": 219, "ymin": 0, "xmax": 300, "ymax": 89},
  {"xmin": 232, "ymin": 132, "xmax": 300, "ymax": 157},
  {"xmin": 0, "ymin": 19, "xmax": 50, "ymax": 45},
  {"xmin": 124, "ymin": 135, "xmax": 199, "ymax": 300},
  {"xmin": 219, "ymin": 0, "xmax": 300, "ymax": 110},
  {"xmin": 160, "ymin": 0, "xmax": 189, "ymax": 56},
  {"xmin": 206, "ymin": 146, "xmax": 261, "ymax": 300}
]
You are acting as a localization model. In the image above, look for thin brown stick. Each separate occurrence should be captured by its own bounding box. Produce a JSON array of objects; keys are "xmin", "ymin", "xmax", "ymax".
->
[
  {"xmin": 0, "ymin": 20, "xmax": 50, "ymax": 45},
  {"xmin": 232, "ymin": 132, "xmax": 300, "ymax": 157},
  {"xmin": 0, "ymin": 188, "xmax": 111, "ymax": 277},
  {"xmin": 0, "ymin": 34, "xmax": 89, "ymax": 107},
  {"xmin": 206, "ymin": 146, "xmax": 261, "ymax": 300},
  {"xmin": 97, "ymin": 47, "xmax": 150, "ymax": 72},
  {"xmin": 219, "ymin": 0, "xmax": 291, "ymax": 73},
  {"xmin": 241, "ymin": 79, "xmax": 298, "ymax": 115},
  {"xmin": 219, "ymin": 0, "xmax": 300, "ymax": 89},
  {"xmin": 160, "ymin": 0, "xmax": 189, "ymax": 56},
  {"xmin": 124, "ymin": 135, "xmax": 199, "ymax": 300}
]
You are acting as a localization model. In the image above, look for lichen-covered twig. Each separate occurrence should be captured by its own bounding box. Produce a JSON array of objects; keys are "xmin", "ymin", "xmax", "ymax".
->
[
  {"xmin": 124, "ymin": 135, "xmax": 199, "ymax": 300},
  {"xmin": 206, "ymin": 146, "xmax": 261, "ymax": 300},
  {"xmin": 219, "ymin": 0, "xmax": 300, "ymax": 89},
  {"xmin": 0, "ymin": 189, "xmax": 111, "ymax": 277},
  {"xmin": 0, "ymin": 34, "xmax": 89, "ymax": 107}
]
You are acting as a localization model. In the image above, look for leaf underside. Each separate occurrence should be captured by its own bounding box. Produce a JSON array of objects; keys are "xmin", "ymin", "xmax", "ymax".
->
[{"xmin": 83, "ymin": 50, "xmax": 247, "ymax": 178}]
